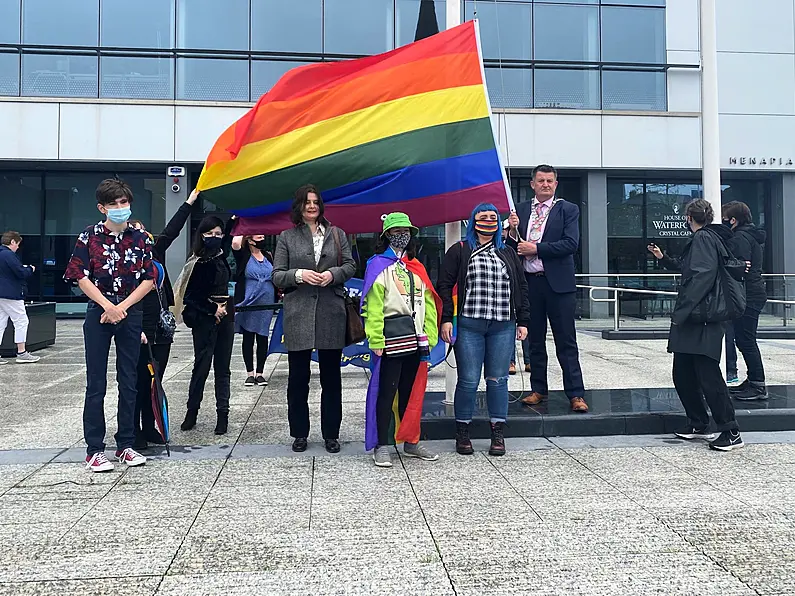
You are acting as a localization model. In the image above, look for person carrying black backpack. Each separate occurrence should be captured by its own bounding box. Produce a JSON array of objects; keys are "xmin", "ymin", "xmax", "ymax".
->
[
  {"xmin": 648, "ymin": 199, "xmax": 745, "ymax": 451},
  {"xmin": 722, "ymin": 201, "xmax": 768, "ymax": 401}
]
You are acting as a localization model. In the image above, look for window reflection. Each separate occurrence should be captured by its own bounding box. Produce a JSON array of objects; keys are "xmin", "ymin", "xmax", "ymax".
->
[
  {"xmin": 534, "ymin": 68, "xmax": 599, "ymax": 109},
  {"xmin": 100, "ymin": 0, "xmax": 175, "ymax": 49},
  {"xmin": 0, "ymin": 53, "xmax": 19, "ymax": 96},
  {"xmin": 0, "ymin": 0, "xmax": 20, "ymax": 44},
  {"xmin": 601, "ymin": 6, "xmax": 665, "ymax": 64},
  {"xmin": 176, "ymin": 57, "xmax": 249, "ymax": 102},
  {"xmin": 22, "ymin": 0, "xmax": 99, "ymax": 46},
  {"xmin": 251, "ymin": 0, "xmax": 322, "ymax": 53},
  {"xmin": 22, "ymin": 53, "xmax": 98, "ymax": 98},
  {"xmin": 465, "ymin": 1, "xmax": 531, "ymax": 60},
  {"xmin": 100, "ymin": 56, "xmax": 174, "ymax": 100},
  {"xmin": 534, "ymin": 3, "xmax": 599, "ymax": 63},
  {"xmin": 485, "ymin": 66, "xmax": 532, "ymax": 109},
  {"xmin": 177, "ymin": 0, "xmax": 249, "ymax": 51},
  {"xmin": 603, "ymin": 69, "xmax": 666, "ymax": 111},
  {"xmin": 324, "ymin": 0, "xmax": 394, "ymax": 55}
]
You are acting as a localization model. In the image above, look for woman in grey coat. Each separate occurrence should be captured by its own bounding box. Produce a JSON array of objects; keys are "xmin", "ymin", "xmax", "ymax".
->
[{"xmin": 272, "ymin": 184, "xmax": 356, "ymax": 453}]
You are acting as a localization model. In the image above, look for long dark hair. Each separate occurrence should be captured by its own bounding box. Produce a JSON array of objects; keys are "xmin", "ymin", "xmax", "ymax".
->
[
  {"xmin": 375, "ymin": 233, "xmax": 419, "ymax": 260},
  {"xmin": 290, "ymin": 184, "xmax": 329, "ymax": 226},
  {"xmin": 192, "ymin": 215, "xmax": 225, "ymax": 257}
]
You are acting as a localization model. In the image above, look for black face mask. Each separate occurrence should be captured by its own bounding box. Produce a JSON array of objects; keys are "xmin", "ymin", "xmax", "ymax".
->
[
  {"xmin": 722, "ymin": 220, "xmax": 733, "ymax": 229},
  {"xmin": 252, "ymin": 240, "xmax": 268, "ymax": 251},
  {"xmin": 203, "ymin": 236, "xmax": 223, "ymax": 252}
]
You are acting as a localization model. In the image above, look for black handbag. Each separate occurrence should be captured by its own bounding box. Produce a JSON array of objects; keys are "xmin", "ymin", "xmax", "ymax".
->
[
  {"xmin": 331, "ymin": 229, "xmax": 366, "ymax": 346},
  {"xmin": 382, "ymin": 266, "xmax": 419, "ymax": 357},
  {"xmin": 155, "ymin": 282, "xmax": 176, "ymax": 340},
  {"xmin": 688, "ymin": 241, "xmax": 747, "ymax": 324}
]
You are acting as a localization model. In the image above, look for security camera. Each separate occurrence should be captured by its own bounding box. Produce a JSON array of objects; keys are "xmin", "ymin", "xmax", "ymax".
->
[{"xmin": 171, "ymin": 183, "xmax": 181, "ymax": 193}]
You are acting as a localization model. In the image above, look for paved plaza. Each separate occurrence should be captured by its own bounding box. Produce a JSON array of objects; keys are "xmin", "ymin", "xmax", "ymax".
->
[{"xmin": 1, "ymin": 322, "xmax": 795, "ymax": 594}]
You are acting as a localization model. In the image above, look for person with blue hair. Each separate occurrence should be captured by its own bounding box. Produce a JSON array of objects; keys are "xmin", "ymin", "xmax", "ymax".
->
[{"xmin": 437, "ymin": 203, "xmax": 531, "ymax": 456}]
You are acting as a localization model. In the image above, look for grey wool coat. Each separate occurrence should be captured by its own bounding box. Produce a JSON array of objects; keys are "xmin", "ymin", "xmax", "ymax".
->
[{"xmin": 272, "ymin": 224, "xmax": 356, "ymax": 352}]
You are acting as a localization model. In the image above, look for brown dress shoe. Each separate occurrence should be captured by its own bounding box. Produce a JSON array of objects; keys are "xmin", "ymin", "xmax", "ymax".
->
[
  {"xmin": 524, "ymin": 364, "xmax": 531, "ymax": 373},
  {"xmin": 521, "ymin": 392, "xmax": 546, "ymax": 406},
  {"xmin": 570, "ymin": 397, "xmax": 589, "ymax": 413},
  {"xmin": 509, "ymin": 362, "xmax": 517, "ymax": 375}
]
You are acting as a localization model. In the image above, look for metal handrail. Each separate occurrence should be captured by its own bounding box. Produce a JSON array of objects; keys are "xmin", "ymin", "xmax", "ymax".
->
[
  {"xmin": 575, "ymin": 273, "xmax": 795, "ymax": 279},
  {"xmin": 579, "ymin": 284, "xmax": 795, "ymax": 331}
]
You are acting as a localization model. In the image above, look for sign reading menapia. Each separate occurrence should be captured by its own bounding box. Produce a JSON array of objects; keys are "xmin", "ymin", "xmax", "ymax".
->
[{"xmin": 729, "ymin": 157, "xmax": 794, "ymax": 166}]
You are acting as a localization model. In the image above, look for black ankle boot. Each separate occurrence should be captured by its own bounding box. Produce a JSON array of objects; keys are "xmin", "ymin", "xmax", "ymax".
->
[
  {"xmin": 214, "ymin": 410, "xmax": 229, "ymax": 435},
  {"xmin": 489, "ymin": 422, "xmax": 505, "ymax": 456},
  {"xmin": 455, "ymin": 421, "xmax": 474, "ymax": 455},
  {"xmin": 181, "ymin": 409, "xmax": 198, "ymax": 431}
]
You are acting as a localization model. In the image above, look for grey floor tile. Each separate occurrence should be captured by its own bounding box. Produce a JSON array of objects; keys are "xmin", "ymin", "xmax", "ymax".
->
[{"xmin": 0, "ymin": 577, "xmax": 161, "ymax": 596}]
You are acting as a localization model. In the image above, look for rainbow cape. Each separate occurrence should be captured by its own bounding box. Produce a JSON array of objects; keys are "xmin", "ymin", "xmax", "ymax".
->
[
  {"xmin": 196, "ymin": 21, "xmax": 510, "ymax": 235},
  {"xmin": 361, "ymin": 253, "xmax": 442, "ymax": 452}
]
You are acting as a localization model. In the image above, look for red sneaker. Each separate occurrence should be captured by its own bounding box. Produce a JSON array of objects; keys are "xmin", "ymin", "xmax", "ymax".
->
[
  {"xmin": 115, "ymin": 448, "xmax": 147, "ymax": 467},
  {"xmin": 85, "ymin": 452, "xmax": 114, "ymax": 473}
]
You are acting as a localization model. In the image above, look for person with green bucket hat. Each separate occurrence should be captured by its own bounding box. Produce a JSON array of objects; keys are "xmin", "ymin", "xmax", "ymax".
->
[{"xmin": 360, "ymin": 212, "xmax": 442, "ymax": 468}]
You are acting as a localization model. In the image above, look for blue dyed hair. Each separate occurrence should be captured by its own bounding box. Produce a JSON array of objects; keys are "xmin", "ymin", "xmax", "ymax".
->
[{"xmin": 465, "ymin": 203, "xmax": 505, "ymax": 250}]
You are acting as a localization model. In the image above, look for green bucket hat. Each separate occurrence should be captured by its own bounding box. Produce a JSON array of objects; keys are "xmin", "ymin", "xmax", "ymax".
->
[{"xmin": 381, "ymin": 212, "xmax": 419, "ymax": 236}]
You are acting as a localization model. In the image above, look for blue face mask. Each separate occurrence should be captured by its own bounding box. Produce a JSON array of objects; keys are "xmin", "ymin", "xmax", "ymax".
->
[{"xmin": 107, "ymin": 206, "xmax": 131, "ymax": 224}]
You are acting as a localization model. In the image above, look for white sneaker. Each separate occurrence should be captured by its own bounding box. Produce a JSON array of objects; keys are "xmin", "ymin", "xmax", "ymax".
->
[
  {"xmin": 16, "ymin": 352, "xmax": 40, "ymax": 363},
  {"xmin": 0, "ymin": 358, "xmax": 7, "ymax": 365},
  {"xmin": 85, "ymin": 452, "xmax": 114, "ymax": 473},
  {"xmin": 373, "ymin": 446, "xmax": 393, "ymax": 468},
  {"xmin": 115, "ymin": 448, "xmax": 147, "ymax": 467}
]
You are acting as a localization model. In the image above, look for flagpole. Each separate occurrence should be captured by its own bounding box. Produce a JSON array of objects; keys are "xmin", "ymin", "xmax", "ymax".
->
[{"xmin": 443, "ymin": 0, "xmax": 461, "ymax": 406}]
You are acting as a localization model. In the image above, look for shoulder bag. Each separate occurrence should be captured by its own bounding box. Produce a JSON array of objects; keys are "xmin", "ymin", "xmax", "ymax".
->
[
  {"xmin": 382, "ymin": 264, "xmax": 419, "ymax": 357},
  {"xmin": 331, "ymin": 228, "xmax": 366, "ymax": 346}
]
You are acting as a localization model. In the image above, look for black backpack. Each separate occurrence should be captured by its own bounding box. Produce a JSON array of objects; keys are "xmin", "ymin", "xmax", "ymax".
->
[{"xmin": 689, "ymin": 233, "xmax": 746, "ymax": 324}]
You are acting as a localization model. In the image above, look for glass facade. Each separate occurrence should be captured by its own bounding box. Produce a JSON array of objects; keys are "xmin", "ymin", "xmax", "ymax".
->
[
  {"xmin": 0, "ymin": 171, "xmax": 166, "ymax": 302},
  {"xmin": 0, "ymin": 0, "xmax": 667, "ymax": 109}
]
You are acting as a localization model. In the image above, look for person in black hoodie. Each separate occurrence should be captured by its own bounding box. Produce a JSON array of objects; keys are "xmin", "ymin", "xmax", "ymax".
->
[
  {"xmin": 722, "ymin": 201, "xmax": 767, "ymax": 401},
  {"xmin": 648, "ymin": 199, "xmax": 743, "ymax": 452},
  {"xmin": 128, "ymin": 189, "xmax": 197, "ymax": 450}
]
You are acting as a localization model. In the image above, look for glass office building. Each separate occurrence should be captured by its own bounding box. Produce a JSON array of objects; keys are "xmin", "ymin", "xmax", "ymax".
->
[{"xmin": 0, "ymin": 0, "xmax": 793, "ymax": 304}]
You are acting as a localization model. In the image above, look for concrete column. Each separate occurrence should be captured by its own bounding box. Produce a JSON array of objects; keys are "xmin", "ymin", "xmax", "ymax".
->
[
  {"xmin": 700, "ymin": 0, "xmax": 721, "ymax": 219},
  {"xmin": 769, "ymin": 174, "xmax": 795, "ymax": 321},
  {"xmin": 444, "ymin": 0, "xmax": 462, "ymax": 405},
  {"xmin": 581, "ymin": 172, "xmax": 609, "ymax": 319},
  {"xmin": 165, "ymin": 169, "xmax": 189, "ymax": 285}
]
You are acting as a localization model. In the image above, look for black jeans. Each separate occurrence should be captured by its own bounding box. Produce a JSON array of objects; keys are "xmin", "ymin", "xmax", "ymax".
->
[
  {"xmin": 725, "ymin": 322, "xmax": 738, "ymax": 376},
  {"xmin": 135, "ymin": 342, "xmax": 171, "ymax": 434},
  {"xmin": 287, "ymin": 349, "xmax": 342, "ymax": 439},
  {"xmin": 376, "ymin": 352, "xmax": 420, "ymax": 446},
  {"xmin": 673, "ymin": 352, "xmax": 739, "ymax": 432},
  {"xmin": 83, "ymin": 300, "xmax": 142, "ymax": 456},
  {"xmin": 526, "ymin": 274, "xmax": 585, "ymax": 398},
  {"xmin": 732, "ymin": 306, "xmax": 765, "ymax": 384},
  {"xmin": 242, "ymin": 330, "xmax": 268, "ymax": 374},
  {"xmin": 187, "ymin": 314, "xmax": 234, "ymax": 413}
]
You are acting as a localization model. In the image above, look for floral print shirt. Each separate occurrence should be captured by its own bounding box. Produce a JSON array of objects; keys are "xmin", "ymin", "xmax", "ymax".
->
[{"xmin": 64, "ymin": 222, "xmax": 155, "ymax": 297}]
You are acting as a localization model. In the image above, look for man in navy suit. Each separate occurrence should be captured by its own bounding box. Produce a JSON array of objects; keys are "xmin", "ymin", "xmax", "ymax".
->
[{"xmin": 507, "ymin": 164, "xmax": 587, "ymax": 412}]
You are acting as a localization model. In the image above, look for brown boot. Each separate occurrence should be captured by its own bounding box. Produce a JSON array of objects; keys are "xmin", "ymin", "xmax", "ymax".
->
[
  {"xmin": 455, "ymin": 422, "xmax": 474, "ymax": 455},
  {"xmin": 489, "ymin": 422, "xmax": 505, "ymax": 456},
  {"xmin": 521, "ymin": 392, "xmax": 546, "ymax": 406}
]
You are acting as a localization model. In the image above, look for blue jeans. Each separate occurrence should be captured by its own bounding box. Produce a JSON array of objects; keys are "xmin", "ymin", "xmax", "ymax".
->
[
  {"xmin": 83, "ymin": 300, "xmax": 142, "ymax": 455},
  {"xmin": 453, "ymin": 316, "xmax": 516, "ymax": 423}
]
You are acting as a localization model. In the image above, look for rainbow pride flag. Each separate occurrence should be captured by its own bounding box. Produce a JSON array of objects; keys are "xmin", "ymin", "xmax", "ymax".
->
[{"xmin": 196, "ymin": 21, "xmax": 511, "ymax": 235}]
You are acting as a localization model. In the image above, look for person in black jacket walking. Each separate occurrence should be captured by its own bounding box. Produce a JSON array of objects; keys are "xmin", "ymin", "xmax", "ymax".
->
[
  {"xmin": 438, "ymin": 203, "xmax": 531, "ymax": 457},
  {"xmin": 128, "ymin": 189, "xmax": 197, "ymax": 450},
  {"xmin": 648, "ymin": 199, "xmax": 743, "ymax": 452},
  {"xmin": 0, "ymin": 231, "xmax": 39, "ymax": 364},
  {"xmin": 722, "ymin": 201, "xmax": 768, "ymax": 401}
]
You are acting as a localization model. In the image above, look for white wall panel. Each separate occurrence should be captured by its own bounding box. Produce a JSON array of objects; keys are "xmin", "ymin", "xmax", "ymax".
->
[
  {"xmin": 666, "ymin": 0, "xmax": 700, "ymax": 52},
  {"xmin": 716, "ymin": 0, "xmax": 795, "ymax": 53},
  {"xmin": 502, "ymin": 113, "xmax": 602, "ymax": 169},
  {"xmin": 59, "ymin": 104, "xmax": 175, "ymax": 161},
  {"xmin": 175, "ymin": 106, "xmax": 249, "ymax": 163},
  {"xmin": 0, "ymin": 102, "xmax": 59, "ymax": 160},
  {"xmin": 602, "ymin": 115, "xmax": 701, "ymax": 169},
  {"xmin": 720, "ymin": 114, "xmax": 795, "ymax": 169},
  {"xmin": 718, "ymin": 53, "xmax": 795, "ymax": 115},
  {"xmin": 668, "ymin": 69, "xmax": 701, "ymax": 112}
]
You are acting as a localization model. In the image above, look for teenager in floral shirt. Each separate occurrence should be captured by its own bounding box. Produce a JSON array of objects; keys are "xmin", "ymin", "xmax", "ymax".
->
[{"xmin": 64, "ymin": 179, "xmax": 155, "ymax": 472}]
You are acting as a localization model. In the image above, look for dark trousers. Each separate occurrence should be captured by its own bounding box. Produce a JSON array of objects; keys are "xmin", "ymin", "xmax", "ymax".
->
[
  {"xmin": 83, "ymin": 301, "xmax": 142, "ymax": 456},
  {"xmin": 135, "ymin": 342, "xmax": 171, "ymax": 434},
  {"xmin": 287, "ymin": 349, "xmax": 343, "ymax": 439},
  {"xmin": 242, "ymin": 330, "xmax": 268, "ymax": 374},
  {"xmin": 376, "ymin": 352, "xmax": 420, "ymax": 446},
  {"xmin": 673, "ymin": 352, "xmax": 739, "ymax": 432},
  {"xmin": 731, "ymin": 306, "xmax": 765, "ymax": 384},
  {"xmin": 725, "ymin": 322, "xmax": 738, "ymax": 376},
  {"xmin": 187, "ymin": 315, "xmax": 234, "ymax": 413},
  {"xmin": 526, "ymin": 274, "xmax": 585, "ymax": 398}
]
